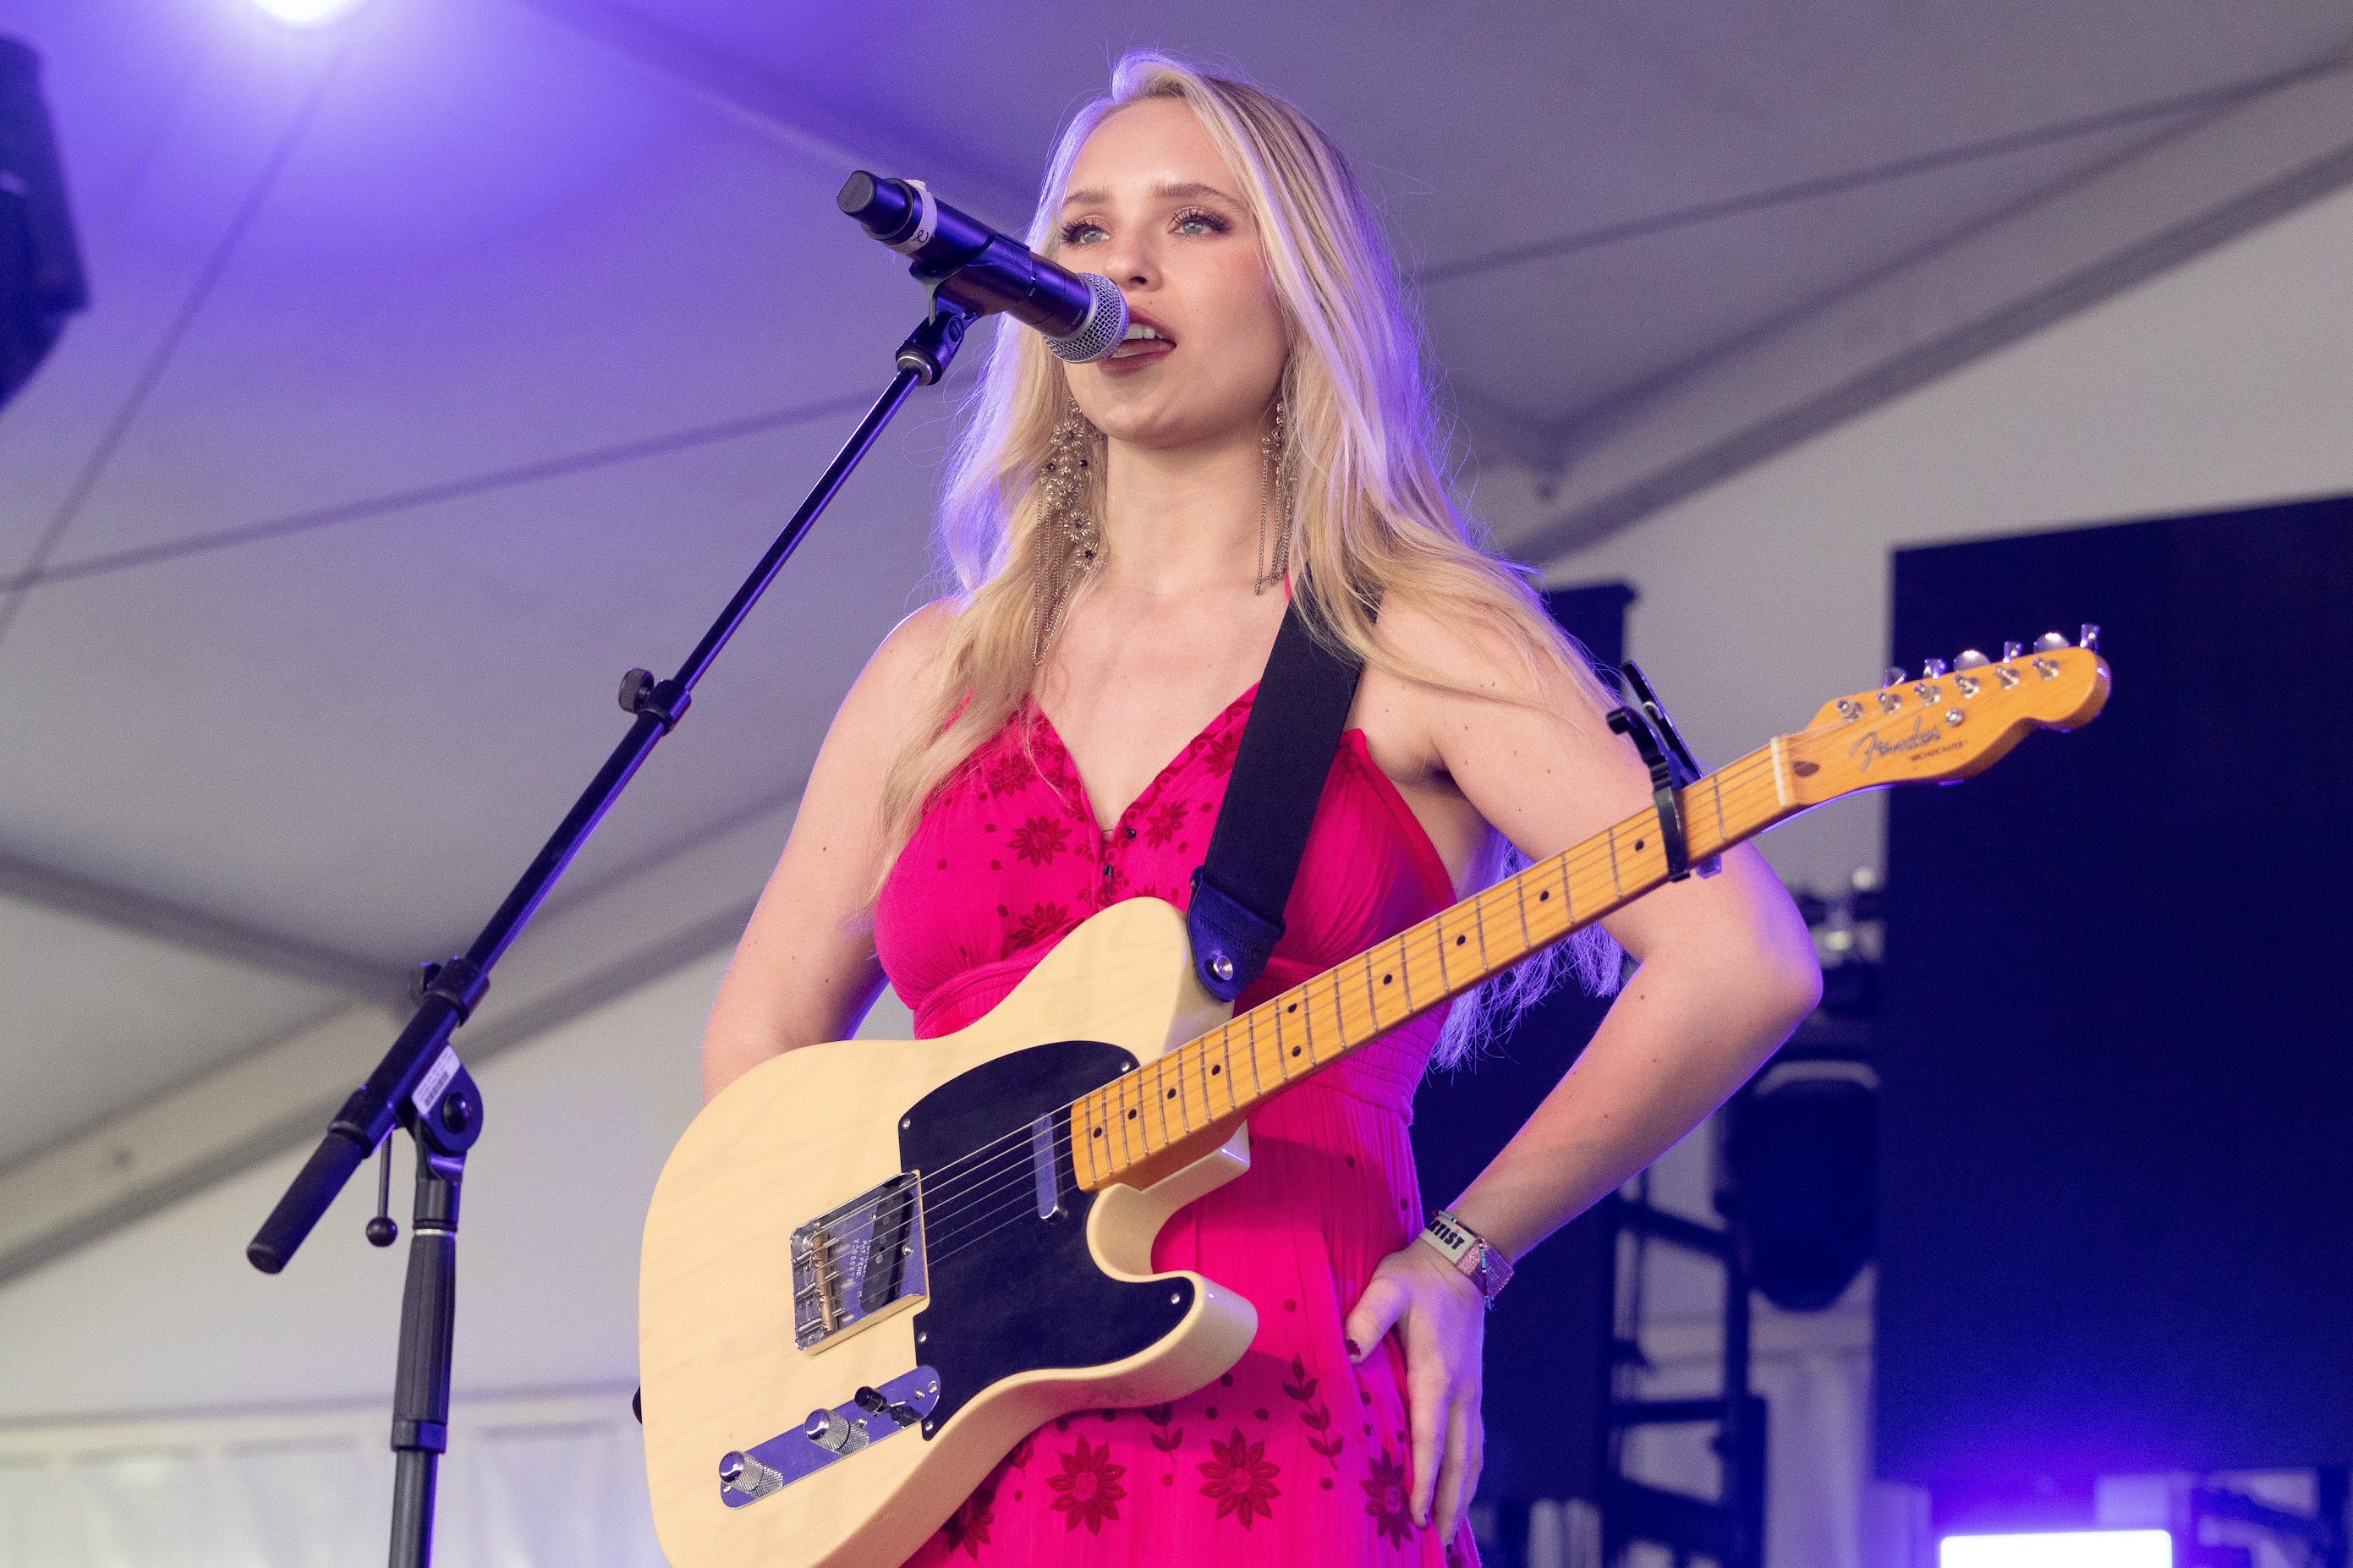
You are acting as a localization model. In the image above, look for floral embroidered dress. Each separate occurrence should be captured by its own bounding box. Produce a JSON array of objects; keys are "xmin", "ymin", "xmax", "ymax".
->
[{"xmin": 874, "ymin": 687, "xmax": 1477, "ymax": 1567}]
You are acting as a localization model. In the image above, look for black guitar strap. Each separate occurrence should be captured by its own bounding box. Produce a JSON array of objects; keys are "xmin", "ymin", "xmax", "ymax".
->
[{"xmin": 1186, "ymin": 600, "xmax": 1366, "ymax": 1004}]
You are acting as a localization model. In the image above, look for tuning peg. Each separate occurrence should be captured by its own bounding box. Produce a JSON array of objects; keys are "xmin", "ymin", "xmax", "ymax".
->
[
  {"xmin": 2079, "ymin": 623, "xmax": 2100, "ymax": 652},
  {"xmin": 2002, "ymin": 641, "xmax": 2024, "ymax": 661},
  {"xmin": 2033, "ymin": 631, "xmax": 2070, "ymax": 652},
  {"xmin": 1953, "ymin": 649, "xmax": 1989, "ymax": 670},
  {"xmin": 1883, "ymin": 666, "xmax": 1906, "ymax": 688},
  {"xmin": 1921, "ymin": 657, "xmax": 1950, "ymax": 677}
]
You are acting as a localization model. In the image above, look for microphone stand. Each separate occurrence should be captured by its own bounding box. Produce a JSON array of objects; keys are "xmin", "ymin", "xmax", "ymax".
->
[{"xmin": 247, "ymin": 296, "xmax": 979, "ymax": 1568}]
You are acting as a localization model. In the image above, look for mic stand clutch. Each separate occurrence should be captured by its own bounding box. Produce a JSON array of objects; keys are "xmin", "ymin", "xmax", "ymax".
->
[{"xmin": 245, "ymin": 298, "xmax": 980, "ymax": 1568}]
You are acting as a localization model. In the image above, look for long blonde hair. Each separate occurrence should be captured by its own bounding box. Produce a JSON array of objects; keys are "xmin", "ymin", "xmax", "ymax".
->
[{"xmin": 880, "ymin": 52, "xmax": 1621, "ymax": 1061}]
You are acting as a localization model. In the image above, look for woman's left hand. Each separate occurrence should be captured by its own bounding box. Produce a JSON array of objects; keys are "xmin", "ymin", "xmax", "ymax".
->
[{"xmin": 1343, "ymin": 1238, "xmax": 1488, "ymax": 1546}]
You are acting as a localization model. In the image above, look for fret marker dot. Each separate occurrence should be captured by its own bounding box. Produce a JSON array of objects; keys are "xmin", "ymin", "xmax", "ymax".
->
[
  {"xmin": 1166, "ymin": 1088, "xmax": 1176, "ymax": 1099},
  {"xmin": 1092, "ymin": 1128, "xmax": 1103, "ymax": 1138},
  {"xmin": 1456, "ymin": 935, "xmax": 1466, "ymax": 946},
  {"xmin": 1126, "ymin": 1110, "xmax": 1138, "ymax": 1120},
  {"xmin": 1635, "ymin": 837, "xmax": 1646, "ymax": 852},
  {"xmin": 1286, "ymin": 1003, "xmax": 1297, "ymax": 1013},
  {"xmin": 1291, "ymin": 1047, "xmax": 1303, "ymax": 1057},
  {"xmin": 1539, "ymin": 891, "xmax": 1550, "ymax": 902},
  {"xmin": 1210, "ymin": 1065, "xmax": 1221, "ymax": 1075},
  {"xmin": 1382, "ymin": 973, "xmax": 1393, "ymax": 984}
]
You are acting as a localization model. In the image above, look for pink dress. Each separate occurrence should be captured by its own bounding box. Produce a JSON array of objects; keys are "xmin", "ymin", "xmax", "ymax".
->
[{"xmin": 874, "ymin": 688, "xmax": 1478, "ymax": 1567}]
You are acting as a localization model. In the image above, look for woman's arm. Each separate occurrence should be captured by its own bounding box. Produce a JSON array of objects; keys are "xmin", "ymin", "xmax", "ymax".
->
[
  {"xmin": 1344, "ymin": 601, "xmax": 1823, "ymax": 1544},
  {"xmin": 700, "ymin": 602, "xmax": 952, "ymax": 1104}
]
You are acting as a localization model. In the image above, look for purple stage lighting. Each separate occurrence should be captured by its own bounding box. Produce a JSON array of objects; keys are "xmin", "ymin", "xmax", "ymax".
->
[
  {"xmin": 1939, "ymin": 1531, "xmax": 2172, "ymax": 1567},
  {"xmin": 251, "ymin": 0, "xmax": 365, "ymax": 25}
]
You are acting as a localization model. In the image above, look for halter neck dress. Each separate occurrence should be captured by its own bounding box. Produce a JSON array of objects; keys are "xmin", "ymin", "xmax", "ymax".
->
[{"xmin": 875, "ymin": 688, "xmax": 1478, "ymax": 1567}]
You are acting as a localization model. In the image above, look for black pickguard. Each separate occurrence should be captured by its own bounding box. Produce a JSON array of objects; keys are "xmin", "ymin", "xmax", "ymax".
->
[{"xmin": 903, "ymin": 1042, "xmax": 1194, "ymax": 1436}]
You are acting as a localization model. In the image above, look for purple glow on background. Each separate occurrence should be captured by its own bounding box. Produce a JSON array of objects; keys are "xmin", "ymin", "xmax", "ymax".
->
[
  {"xmin": 251, "ymin": 0, "xmax": 365, "ymax": 26},
  {"xmin": 1939, "ymin": 1531, "xmax": 2173, "ymax": 1568}
]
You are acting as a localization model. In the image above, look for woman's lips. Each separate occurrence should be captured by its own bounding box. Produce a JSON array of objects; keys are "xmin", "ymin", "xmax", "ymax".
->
[{"xmin": 1100, "ymin": 335, "xmax": 1175, "ymax": 373}]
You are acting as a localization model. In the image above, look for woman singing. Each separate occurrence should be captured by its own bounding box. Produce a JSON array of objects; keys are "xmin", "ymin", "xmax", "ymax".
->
[{"xmin": 702, "ymin": 52, "xmax": 1819, "ymax": 1567}]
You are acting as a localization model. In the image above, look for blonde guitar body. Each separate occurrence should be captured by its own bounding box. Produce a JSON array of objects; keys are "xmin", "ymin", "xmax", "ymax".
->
[{"xmin": 640, "ymin": 896, "xmax": 1251, "ymax": 1568}]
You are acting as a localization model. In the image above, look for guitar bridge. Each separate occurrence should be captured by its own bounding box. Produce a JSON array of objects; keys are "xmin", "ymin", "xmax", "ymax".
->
[{"xmin": 791, "ymin": 1173, "xmax": 925, "ymax": 1349}]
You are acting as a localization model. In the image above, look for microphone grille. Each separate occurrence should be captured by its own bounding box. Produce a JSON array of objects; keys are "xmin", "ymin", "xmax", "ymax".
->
[{"xmin": 1044, "ymin": 273, "xmax": 1128, "ymax": 365}]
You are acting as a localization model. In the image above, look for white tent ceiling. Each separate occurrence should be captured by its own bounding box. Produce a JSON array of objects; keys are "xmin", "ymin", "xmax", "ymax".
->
[{"xmin": 3, "ymin": 0, "xmax": 2349, "ymax": 1279}]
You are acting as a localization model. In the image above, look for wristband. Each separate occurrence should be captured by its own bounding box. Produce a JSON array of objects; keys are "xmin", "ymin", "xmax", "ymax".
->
[{"xmin": 1418, "ymin": 1209, "xmax": 1514, "ymax": 1306}]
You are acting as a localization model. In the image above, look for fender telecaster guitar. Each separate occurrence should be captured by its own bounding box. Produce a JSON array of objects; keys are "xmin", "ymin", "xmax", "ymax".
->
[{"xmin": 639, "ymin": 635, "xmax": 2111, "ymax": 1568}]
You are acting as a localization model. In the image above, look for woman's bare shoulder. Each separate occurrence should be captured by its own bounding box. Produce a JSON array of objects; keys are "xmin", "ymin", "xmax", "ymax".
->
[
  {"xmin": 1375, "ymin": 593, "xmax": 1585, "ymax": 699},
  {"xmin": 832, "ymin": 595, "xmax": 959, "ymax": 739}
]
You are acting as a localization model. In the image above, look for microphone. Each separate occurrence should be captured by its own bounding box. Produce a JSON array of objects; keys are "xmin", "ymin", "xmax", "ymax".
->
[{"xmin": 836, "ymin": 172, "xmax": 1128, "ymax": 365}]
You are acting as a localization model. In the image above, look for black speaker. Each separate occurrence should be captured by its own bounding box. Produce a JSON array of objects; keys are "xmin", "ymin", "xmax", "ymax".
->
[
  {"xmin": 0, "ymin": 37, "xmax": 87, "ymax": 410},
  {"xmin": 1724, "ymin": 1072, "xmax": 1875, "ymax": 1313}
]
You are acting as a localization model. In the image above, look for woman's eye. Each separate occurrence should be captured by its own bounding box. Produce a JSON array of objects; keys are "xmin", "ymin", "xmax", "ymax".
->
[
  {"xmin": 1174, "ymin": 209, "xmax": 1231, "ymax": 237},
  {"xmin": 1059, "ymin": 221, "xmax": 1107, "ymax": 246}
]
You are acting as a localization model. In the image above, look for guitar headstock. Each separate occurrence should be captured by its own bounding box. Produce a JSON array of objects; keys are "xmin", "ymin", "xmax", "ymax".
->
[{"xmin": 1780, "ymin": 627, "xmax": 2110, "ymax": 807}]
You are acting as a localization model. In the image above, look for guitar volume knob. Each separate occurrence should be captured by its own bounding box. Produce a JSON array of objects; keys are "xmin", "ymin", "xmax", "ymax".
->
[
  {"xmin": 719, "ymin": 1450, "xmax": 783, "ymax": 1499},
  {"xmin": 806, "ymin": 1408, "xmax": 856, "ymax": 1452}
]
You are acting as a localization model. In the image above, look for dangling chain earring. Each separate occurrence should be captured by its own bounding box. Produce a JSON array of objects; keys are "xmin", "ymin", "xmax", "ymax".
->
[
  {"xmin": 1253, "ymin": 399, "xmax": 1295, "ymax": 595},
  {"xmin": 1030, "ymin": 397, "xmax": 1101, "ymax": 664}
]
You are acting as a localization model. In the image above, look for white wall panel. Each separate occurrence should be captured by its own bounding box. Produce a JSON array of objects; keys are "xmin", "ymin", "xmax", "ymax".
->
[{"xmin": 1521, "ymin": 181, "xmax": 2353, "ymax": 902}]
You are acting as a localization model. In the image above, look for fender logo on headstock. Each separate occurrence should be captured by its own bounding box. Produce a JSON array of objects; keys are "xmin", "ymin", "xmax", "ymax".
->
[{"xmin": 1847, "ymin": 715, "xmax": 1960, "ymax": 775}]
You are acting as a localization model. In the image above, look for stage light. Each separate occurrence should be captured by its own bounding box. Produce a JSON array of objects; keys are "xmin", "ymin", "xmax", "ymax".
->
[
  {"xmin": 1939, "ymin": 1530, "xmax": 2172, "ymax": 1567},
  {"xmin": 250, "ymin": 0, "xmax": 365, "ymax": 26}
]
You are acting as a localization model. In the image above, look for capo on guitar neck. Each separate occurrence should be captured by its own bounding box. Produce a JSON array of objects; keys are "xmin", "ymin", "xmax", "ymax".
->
[{"xmin": 1606, "ymin": 662, "xmax": 1722, "ymax": 883}]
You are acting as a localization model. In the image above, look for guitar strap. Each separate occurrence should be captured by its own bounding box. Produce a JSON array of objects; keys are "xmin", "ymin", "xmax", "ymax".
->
[{"xmin": 1186, "ymin": 598, "xmax": 1367, "ymax": 1004}]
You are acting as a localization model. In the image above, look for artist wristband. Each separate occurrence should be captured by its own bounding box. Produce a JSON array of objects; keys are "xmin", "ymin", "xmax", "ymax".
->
[{"xmin": 1418, "ymin": 1209, "xmax": 1514, "ymax": 1307}]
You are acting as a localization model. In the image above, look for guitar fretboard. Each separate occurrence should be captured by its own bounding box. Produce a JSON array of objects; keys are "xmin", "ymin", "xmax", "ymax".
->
[{"xmin": 1067, "ymin": 737, "xmax": 1800, "ymax": 1190}]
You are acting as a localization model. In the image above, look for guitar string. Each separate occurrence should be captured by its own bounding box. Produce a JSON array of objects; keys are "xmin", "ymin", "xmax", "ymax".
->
[
  {"xmin": 900, "ymin": 670, "xmax": 2056, "ymax": 1230},
  {"xmin": 893, "ymin": 740, "xmax": 1822, "ymax": 1253},
  {"xmin": 906, "ymin": 750, "xmax": 1813, "ymax": 1270},
  {"xmin": 904, "ymin": 673, "xmax": 2065, "ymax": 1247},
  {"xmin": 897, "ymin": 745, "xmax": 1813, "ymax": 1247},
  {"xmin": 894, "ymin": 736, "xmax": 1818, "ymax": 1237},
  {"xmin": 902, "ymin": 678, "xmax": 2064, "ymax": 1282}
]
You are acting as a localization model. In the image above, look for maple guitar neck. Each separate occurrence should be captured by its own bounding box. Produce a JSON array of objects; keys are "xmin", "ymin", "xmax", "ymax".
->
[{"xmin": 1067, "ymin": 737, "xmax": 1796, "ymax": 1191}]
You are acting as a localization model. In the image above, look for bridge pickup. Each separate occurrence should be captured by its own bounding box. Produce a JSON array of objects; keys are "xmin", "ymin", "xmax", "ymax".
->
[{"xmin": 791, "ymin": 1173, "xmax": 925, "ymax": 1351}]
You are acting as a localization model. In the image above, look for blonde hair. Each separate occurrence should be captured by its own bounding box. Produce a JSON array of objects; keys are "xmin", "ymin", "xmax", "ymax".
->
[{"xmin": 880, "ymin": 52, "xmax": 1620, "ymax": 1061}]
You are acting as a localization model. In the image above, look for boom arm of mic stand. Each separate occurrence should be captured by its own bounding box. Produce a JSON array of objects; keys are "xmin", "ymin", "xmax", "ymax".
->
[{"xmin": 247, "ymin": 299, "xmax": 977, "ymax": 1274}]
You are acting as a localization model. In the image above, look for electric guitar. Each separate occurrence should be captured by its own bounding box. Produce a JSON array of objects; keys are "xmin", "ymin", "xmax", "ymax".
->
[{"xmin": 639, "ymin": 634, "xmax": 2111, "ymax": 1568}]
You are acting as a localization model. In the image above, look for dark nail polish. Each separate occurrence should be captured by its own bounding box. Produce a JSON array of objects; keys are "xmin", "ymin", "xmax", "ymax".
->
[{"xmin": 1345, "ymin": 1337, "xmax": 1363, "ymax": 1360}]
